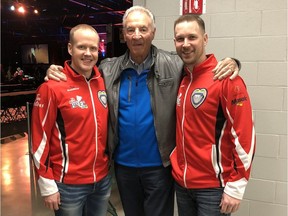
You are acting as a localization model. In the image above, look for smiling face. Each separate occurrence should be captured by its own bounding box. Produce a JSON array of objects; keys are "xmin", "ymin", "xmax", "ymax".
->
[
  {"xmin": 174, "ymin": 20, "xmax": 208, "ymax": 71},
  {"xmin": 68, "ymin": 27, "xmax": 99, "ymax": 78},
  {"xmin": 123, "ymin": 10, "xmax": 156, "ymax": 64}
]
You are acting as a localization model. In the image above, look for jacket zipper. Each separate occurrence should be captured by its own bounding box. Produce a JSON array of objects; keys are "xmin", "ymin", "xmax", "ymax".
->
[
  {"xmin": 182, "ymin": 72, "xmax": 193, "ymax": 188},
  {"xmin": 128, "ymin": 76, "xmax": 132, "ymax": 102},
  {"xmin": 86, "ymin": 79, "xmax": 98, "ymax": 182}
]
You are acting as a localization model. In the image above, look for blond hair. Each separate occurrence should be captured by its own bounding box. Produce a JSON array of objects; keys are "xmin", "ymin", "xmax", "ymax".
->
[{"xmin": 69, "ymin": 24, "xmax": 98, "ymax": 43}]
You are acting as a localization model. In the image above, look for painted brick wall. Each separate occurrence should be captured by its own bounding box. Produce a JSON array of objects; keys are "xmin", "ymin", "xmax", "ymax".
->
[{"xmin": 134, "ymin": 0, "xmax": 288, "ymax": 215}]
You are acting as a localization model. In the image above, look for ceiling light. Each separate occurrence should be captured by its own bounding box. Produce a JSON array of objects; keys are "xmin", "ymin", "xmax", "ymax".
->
[{"xmin": 18, "ymin": 6, "xmax": 25, "ymax": 13}]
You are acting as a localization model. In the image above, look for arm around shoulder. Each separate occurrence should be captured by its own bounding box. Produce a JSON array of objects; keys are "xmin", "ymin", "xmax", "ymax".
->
[{"xmin": 45, "ymin": 64, "xmax": 66, "ymax": 81}]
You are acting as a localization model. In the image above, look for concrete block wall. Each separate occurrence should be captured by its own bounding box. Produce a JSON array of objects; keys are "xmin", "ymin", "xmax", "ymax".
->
[{"xmin": 134, "ymin": 0, "xmax": 288, "ymax": 215}]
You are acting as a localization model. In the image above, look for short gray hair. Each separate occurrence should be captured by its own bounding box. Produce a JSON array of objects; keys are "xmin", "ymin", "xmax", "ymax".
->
[{"xmin": 122, "ymin": 6, "xmax": 156, "ymax": 29}]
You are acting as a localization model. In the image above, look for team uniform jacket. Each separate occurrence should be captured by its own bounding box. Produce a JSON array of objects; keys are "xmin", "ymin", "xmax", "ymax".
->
[
  {"xmin": 32, "ymin": 61, "xmax": 109, "ymax": 196},
  {"xmin": 170, "ymin": 54, "xmax": 256, "ymax": 200}
]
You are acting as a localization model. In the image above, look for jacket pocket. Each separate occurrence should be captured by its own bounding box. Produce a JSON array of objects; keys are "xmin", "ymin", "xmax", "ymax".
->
[{"xmin": 158, "ymin": 78, "xmax": 174, "ymax": 87}]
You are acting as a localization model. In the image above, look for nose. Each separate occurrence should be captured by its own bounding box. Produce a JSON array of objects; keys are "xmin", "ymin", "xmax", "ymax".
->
[
  {"xmin": 183, "ymin": 38, "xmax": 190, "ymax": 47},
  {"xmin": 84, "ymin": 48, "xmax": 91, "ymax": 55},
  {"xmin": 132, "ymin": 28, "xmax": 142, "ymax": 39}
]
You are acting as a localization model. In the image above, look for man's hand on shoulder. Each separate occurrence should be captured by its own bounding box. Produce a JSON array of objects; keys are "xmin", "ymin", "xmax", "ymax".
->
[
  {"xmin": 45, "ymin": 64, "xmax": 66, "ymax": 82},
  {"xmin": 212, "ymin": 57, "xmax": 240, "ymax": 80}
]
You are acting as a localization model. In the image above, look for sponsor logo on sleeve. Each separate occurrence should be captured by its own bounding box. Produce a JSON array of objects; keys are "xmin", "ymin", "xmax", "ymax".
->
[
  {"xmin": 231, "ymin": 97, "xmax": 247, "ymax": 106},
  {"xmin": 33, "ymin": 94, "xmax": 44, "ymax": 108}
]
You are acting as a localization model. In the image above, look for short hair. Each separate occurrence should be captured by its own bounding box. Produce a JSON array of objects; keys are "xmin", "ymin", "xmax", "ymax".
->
[
  {"xmin": 69, "ymin": 24, "xmax": 98, "ymax": 43},
  {"xmin": 122, "ymin": 6, "xmax": 156, "ymax": 29},
  {"xmin": 174, "ymin": 14, "xmax": 205, "ymax": 33}
]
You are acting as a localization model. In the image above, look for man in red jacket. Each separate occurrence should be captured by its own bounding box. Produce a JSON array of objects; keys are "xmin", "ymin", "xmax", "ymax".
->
[
  {"xmin": 170, "ymin": 14, "xmax": 256, "ymax": 216},
  {"xmin": 31, "ymin": 24, "xmax": 110, "ymax": 216}
]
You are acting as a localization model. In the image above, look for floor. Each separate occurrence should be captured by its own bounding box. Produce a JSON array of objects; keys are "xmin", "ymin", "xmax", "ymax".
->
[{"xmin": 1, "ymin": 134, "xmax": 124, "ymax": 216}]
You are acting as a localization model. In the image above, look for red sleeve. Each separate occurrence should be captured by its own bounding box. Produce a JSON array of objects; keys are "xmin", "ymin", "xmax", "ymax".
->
[
  {"xmin": 221, "ymin": 76, "xmax": 256, "ymax": 199},
  {"xmin": 31, "ymin": 83, "xmax": 59, "ymax": 196}
]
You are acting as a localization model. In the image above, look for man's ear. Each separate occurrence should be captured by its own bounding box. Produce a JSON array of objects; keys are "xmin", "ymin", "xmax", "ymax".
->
[
  {"xmin": 67, "ymin": 43, "xmax": 72, "ymax": 56},
  {"xmin": 204, "ymin": 33, "xmax": 208, "ymax": 46},
  {"xmin": 152, "ymin": 27, "xmax": 156, "ymax": 39}
]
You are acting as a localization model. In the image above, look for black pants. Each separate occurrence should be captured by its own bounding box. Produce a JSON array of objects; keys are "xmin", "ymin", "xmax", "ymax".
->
[{"xmin": 114, "ymin": 163, "xmax": 175, "ymax": 216}]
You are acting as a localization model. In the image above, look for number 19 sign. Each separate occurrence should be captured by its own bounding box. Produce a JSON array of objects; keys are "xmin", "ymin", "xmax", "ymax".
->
[{"xmin": 180, "ymin": 0, "xmax": 206, "ymax": 15}]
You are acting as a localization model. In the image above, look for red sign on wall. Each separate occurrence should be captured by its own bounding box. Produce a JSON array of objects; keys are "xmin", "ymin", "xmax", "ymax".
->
[{"xmin": 180, "ymin": 0, "xmax": 206, "ymax": 15}]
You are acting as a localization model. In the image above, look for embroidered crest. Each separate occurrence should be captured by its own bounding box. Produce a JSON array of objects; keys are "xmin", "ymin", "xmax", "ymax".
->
[
  {"xmin": 191, "ymin": 88, "xmax": 207, "ymax": 108},
  {"xmin": 98, "ymin": 91, "xmax": 107, "ymax": 108}
]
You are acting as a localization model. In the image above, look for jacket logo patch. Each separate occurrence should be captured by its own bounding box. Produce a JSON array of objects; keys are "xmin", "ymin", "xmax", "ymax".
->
[
  {"xmin": 34, "ymin": 94, "xmax": 44, "ymax": 108},
  {"xmin": 98, "ymin": 91, "xmax": 107, "ymax": 108},
  {"xmin": 177, "ymin": 93, "xmax": 182, "ymax": 106},
  {"xmin": 191, "ymin": 88, "xmax": 207, "ymax": 108},
  {"xmin": 69, "ymin": 96, "xmax": 88, "ymax": 109},
  {"xmin": 67, "ymin": 86, "xmax": 79, "ymax": 92},
  {"xmin": 231, "ymin": 96, "xmax": 247, "ymax": 106}
]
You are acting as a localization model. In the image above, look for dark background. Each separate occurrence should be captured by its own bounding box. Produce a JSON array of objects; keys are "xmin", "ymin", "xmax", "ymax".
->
[
  {"xmin": 1, "ymin": 0, "xmax": 132, "ymax": 86},
  {"xmin": 1, "ymin": 0, "xmax": 132, "ymax": 139}
]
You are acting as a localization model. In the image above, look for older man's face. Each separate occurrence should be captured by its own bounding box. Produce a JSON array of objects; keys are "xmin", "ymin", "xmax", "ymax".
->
[{"xmin": 123, "ymin": 11, "xmax": 155, "ymax": 64}]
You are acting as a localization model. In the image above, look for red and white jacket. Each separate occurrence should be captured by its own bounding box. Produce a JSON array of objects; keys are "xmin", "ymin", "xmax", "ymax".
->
[
  {"xmin": 32, "ymin": 61, "xmax": 109, "ymax": 196},
  {"xmin": 170, "ymin": 54, "xmax": 256, "ymax": 200}
]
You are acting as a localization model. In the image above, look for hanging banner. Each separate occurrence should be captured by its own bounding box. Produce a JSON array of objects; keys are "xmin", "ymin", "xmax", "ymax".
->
[{"xmin": 180, "ymin": 0, "xmax": 206, "ymax": 15}]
